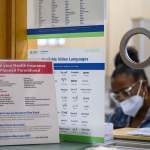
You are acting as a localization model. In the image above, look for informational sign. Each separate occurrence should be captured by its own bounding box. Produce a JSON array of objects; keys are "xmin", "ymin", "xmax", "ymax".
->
[
  {"xmin": 0, "ymin": 61, "xmax": 59, "ymax": 145},
  {"xmin": 27, "ymin": 0, "xmax": 104, "ymax": 38},
  {"xmin": 28, "ymin": 48, "xmax": 105, "ymax": 143}
]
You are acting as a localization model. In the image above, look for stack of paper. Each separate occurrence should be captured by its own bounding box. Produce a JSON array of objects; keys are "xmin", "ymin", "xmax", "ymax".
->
[{"xmin": 128, "ymin": 128, "xmax": 150, "ymax": 136}]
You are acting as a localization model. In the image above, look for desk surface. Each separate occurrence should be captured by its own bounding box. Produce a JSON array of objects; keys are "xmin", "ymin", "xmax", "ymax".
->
[
  {"xmin": 0, "ymin": 143, "xmax": 90, "ymax": 150},
  {"xmin": 0, "ymin": 141, "xmax": 150, "ymax": 150}
]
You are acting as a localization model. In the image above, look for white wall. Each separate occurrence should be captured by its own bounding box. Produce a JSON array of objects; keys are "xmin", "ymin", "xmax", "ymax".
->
[
  {"xmin": 132, "ymin": 19, "xmax": 150, "ymax": 83},
  {"xmin": 107, "ymin": 0, "xmax": 150, "ymax": 76},
  {"xmin": 107, "ymin": 0, "xmax": 132, "ymax": 76},
  {"xmin": 141, "ymin": 0, "xmax": 150, "ymax": 19}
]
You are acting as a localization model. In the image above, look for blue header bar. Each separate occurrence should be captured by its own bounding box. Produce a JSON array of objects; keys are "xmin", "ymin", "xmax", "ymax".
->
[
  {"xmin": 54, "ymin": 63, "xmax": 105, "ymax": 70},
  {"xmin": 27, "ymin": 25, "xmax": 104, "ymax": 35}
]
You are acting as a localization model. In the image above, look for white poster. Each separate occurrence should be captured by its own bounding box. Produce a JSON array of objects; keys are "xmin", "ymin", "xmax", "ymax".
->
[
  {"xmin": 27, "ymin": 0, "xmax": 105, "ymax": 38},
  {"xmin": 28, "ymin": 48, "xmax": 105, "ymax": 143},
  {"xmin": 0, "ymin": 61, "xmax": 59, "ymax": 145},
  {"xmin": 28, "ymin": 0, "xmax": 104, "ymax": 28}
]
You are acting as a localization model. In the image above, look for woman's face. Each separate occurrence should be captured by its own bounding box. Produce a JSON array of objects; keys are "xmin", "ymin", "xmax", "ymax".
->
[{"xmin": 111, "ymin": 74, "xmax": 139, "ymax": 102}]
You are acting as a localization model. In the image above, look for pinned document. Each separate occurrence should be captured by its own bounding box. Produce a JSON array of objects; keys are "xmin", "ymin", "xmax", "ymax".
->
[
  {"xmin": 27, "ymin": 0, "xmax": 104, "ymax": 38},
  {"xmin": 28, "ymin": 48, "xmax": 105, "ymax": 143},
  {"xmin": 0, "ymin": 61, "xmax": 59, "ymax": 145}
]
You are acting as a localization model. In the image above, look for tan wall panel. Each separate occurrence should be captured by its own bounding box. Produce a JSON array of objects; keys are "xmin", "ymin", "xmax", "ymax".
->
[
  {"xmin": 0, "ymin": 0, "xmax": 8, "ymax": 58},
  {"xmin": 15, "ymin": 0, "xmax": 28, "ymax": 59},
  {"xmin": 0, "ymin": 0, "xmax": 27, "ymax": 59}
]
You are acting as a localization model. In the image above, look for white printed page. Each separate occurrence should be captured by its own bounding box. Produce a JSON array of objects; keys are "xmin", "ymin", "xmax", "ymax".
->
[
  {"xmin": 128, "ymin": 128, "xmax": 150, "ymax": 136},
  {"xmin": 0, "ymin": 61, "xmax": 59, "ymax": 145},
  {"xmin": 28, "ymin": 0, "xmax": 104, "ymax": 28},
  {"xmin": 28, "ymin": 48, "xmax": 105, "ymax": 143}
]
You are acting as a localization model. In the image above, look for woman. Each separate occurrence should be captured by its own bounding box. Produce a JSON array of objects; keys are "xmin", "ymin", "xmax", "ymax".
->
[{"xmin": 109, "ymin": 65, "xmax": 150, "ymax": 129}]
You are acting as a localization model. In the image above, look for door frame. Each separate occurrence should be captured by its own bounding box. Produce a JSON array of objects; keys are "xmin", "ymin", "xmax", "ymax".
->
[{"xmin": 8, "ymin": 0, "xmax": 27, "ymax": 59}]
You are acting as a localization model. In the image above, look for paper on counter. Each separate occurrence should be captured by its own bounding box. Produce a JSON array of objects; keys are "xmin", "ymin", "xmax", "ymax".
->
[{"xmin": 128, "ymin": 128, "xmax": 150, "ymax": 136}]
